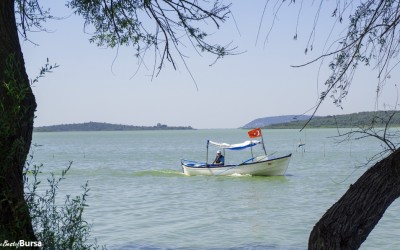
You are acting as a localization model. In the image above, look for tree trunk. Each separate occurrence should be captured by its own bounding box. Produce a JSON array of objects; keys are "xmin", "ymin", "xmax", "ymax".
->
[
  {"xmin": 309, "ymin": 148, "xmax": 400, "ymax": 249},
  {"xmin": 0, "ymin": 0, "xmax": 37, "ymax": 241}
]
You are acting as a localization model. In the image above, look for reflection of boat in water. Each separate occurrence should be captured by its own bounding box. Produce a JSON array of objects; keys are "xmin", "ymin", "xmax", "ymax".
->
[{"xmin": 181, "ymin": 128, "xmax": 292, "ymax": 176}]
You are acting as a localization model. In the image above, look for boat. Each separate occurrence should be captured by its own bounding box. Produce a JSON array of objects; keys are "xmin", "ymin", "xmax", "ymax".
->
[{"xmin": 181, "ymin": 128, "xmax": 292, "ymax": 176}]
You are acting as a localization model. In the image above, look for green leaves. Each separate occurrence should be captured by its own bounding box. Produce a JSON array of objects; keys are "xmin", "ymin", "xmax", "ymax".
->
[
  {"xmin": 324, "ymin": 1, "xmax": 400, "ymax": 106},
  {"xmin": 24, "ymin": 157, "xmax": 104, "ymax": 250},
  {"xmin": 67, "ymin": 0, "xmax": 235, "ymax": 72},
  {"xmin": 15, "ymin": 0, "xmax": 54, "ymax": 38},
  {"xmin": 30, "ymin": 58, "xmax": 59, "ymax": 86}
]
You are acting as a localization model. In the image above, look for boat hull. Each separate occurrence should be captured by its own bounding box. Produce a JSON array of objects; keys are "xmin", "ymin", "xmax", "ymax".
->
[{"xmin": 181, "ymin": 154, "xmax": 292, "ymax": 176}]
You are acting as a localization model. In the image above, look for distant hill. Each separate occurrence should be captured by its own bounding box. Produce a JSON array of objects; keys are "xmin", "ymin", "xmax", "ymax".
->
[
  {"xmin": 259, "ymin": 111, "xmax": 400, "ymax": 129},
  {"xmin": 34, "ymin": 122, "xmax": 194, "ymax": 132},
  {"xmin": 241, "ymin": 115, "xmax": 313, "ymax": 129}
]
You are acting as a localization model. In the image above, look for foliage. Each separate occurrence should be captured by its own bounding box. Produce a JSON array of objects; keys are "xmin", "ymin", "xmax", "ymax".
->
[
  {"xmin": 67, "ymin": 0, "xmax": 234, "ymax": 62},
  {"xmin": 15, "ymin": 0, "xmax": 53, "ymax": 38},
  {"xmin": 30, "ymin": 58, "xmax": 58, "ymax": 86},
  {"xmin": 16, "ymin": 0, "xmax": 236, "ymax": 80},
  {"xmin": 320, "ymin": 1, "xmax": 400, "ymax": 107},
  {"xmin": 24, "ymin": 152, "xmax": 105, "ymax": 250}
]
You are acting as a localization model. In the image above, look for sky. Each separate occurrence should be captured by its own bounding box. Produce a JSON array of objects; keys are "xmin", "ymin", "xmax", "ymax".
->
[{"xmin": 21, "ymin": 1, "xmax": 399, "ymax": 129}]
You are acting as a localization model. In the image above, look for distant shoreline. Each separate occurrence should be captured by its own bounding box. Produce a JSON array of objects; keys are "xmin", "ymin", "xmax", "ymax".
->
[
  {"xmin": 259, "ymin": 111, "xmax": 400, "ymax": 129},
  {"xmin": 34, "ymin": 122, "xmax": 194, "ymax": 132}
]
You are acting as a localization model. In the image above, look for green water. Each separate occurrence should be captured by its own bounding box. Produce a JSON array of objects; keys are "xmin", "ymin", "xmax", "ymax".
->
[{"xmin": 30, "ymin": 129, "xmax": 400, "ymax": 249}]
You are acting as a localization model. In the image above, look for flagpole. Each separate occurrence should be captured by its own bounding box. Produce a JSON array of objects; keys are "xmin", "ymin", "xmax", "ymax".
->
[
  {"xmin": 206, "ymin": 140, "xmax": 209, "ymax": 167},
  {"xmin": 260, "ymin": 130, "xmax": 267, "ymax": 155}
]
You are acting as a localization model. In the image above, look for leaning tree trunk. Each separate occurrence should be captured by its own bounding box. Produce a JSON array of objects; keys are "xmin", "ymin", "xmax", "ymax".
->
[
  {"xmin": 309, "ymin": 147, "xmax": 400, "ymax": 249},
  {"xmin": 0, "ymin": 0, "xmax": 37, "ymax": 241}
]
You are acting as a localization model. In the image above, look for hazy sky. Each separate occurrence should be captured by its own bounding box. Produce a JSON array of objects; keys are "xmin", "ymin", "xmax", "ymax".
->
[{"xmin": 22, "ymin": 1, "xmax": 399, "ymax": 129}]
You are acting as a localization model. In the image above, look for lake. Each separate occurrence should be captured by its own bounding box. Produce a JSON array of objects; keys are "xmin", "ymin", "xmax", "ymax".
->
[{"xmin": 30, "ymin": 128, "xmax": 400, "ymax": 249}]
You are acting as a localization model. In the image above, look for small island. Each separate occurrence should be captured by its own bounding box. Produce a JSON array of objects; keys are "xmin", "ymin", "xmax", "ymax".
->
[{"xmin": 34, "ymin": 122, "xmax": 194, "ymax": 132}]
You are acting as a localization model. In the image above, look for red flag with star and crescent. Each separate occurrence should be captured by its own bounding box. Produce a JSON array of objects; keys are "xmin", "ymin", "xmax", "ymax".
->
[{"xmin": 248, "ymin": 128, "xmax": 262, "ymax": 138}]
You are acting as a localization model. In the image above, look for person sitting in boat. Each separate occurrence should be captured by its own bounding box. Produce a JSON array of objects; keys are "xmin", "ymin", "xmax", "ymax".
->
[{"xmin": 212, "ymin": 150, "xmax": 225, "ymax": 165}]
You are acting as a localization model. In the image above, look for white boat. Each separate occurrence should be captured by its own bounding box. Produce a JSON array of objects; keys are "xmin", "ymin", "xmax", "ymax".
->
[
  {"xmin": 181, "ymin": 129, "xmax": 292, "ymax": 176},
  {"xmin": 181, "ymin": 153, "xmax": 292, "ymax": 176}
]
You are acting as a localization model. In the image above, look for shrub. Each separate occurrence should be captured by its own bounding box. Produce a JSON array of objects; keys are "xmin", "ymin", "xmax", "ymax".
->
[{"xmin": 24, "ymin": 152, "xmax": 105, "ymax": 249}]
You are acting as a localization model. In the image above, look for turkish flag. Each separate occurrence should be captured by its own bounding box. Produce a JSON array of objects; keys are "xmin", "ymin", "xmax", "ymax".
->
[{"xmin": 248, "ymin": 128, "xmax": 262, "ymax": 138}]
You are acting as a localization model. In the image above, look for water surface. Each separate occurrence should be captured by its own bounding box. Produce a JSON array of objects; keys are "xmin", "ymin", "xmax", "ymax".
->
[{"xmin": 30, "ymin": 129, "xmax": 400, "ymax": 249}]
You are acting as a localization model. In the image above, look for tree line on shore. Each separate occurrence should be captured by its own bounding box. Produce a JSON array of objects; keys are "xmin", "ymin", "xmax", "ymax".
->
[
  {"xmin": 263, "ymin": 111, "xmax": 400, "ymax": 129},
  {"xmin": 34, "ymin": 122, "xmax": 194, "ymax": 132}
]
